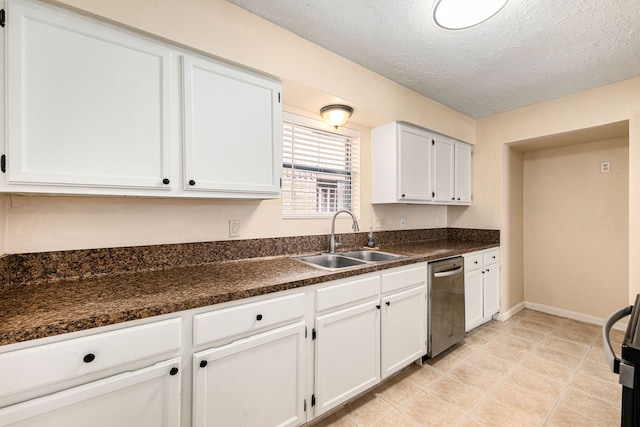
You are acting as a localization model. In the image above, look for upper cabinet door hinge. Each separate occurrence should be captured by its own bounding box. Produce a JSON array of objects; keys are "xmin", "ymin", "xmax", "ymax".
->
[
  {"xmin": 1, "ymin": 155, "xmax": 6, "ymax": 173},
  {"xmin": 0, "ymin": 9, "xmax": 5, "ymax": 28},
  {"xmin": 312, "ymin": 328, "xmax": 317, "ymax": 340},
  {"xmin": 278, "ymin": 92, "xmax": 281, "ymax": 103}
]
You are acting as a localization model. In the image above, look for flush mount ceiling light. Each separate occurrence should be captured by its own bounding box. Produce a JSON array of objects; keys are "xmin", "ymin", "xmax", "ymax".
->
[
  {"xmin": 320, "ymin": 104, "xmax": 353, "ymax": 129},
  {"xmin": 433, "ymin": 0, "xmax": 508, "ymax": 30}
]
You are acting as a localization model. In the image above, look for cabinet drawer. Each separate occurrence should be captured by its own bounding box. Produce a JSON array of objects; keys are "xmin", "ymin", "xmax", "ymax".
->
[
  {"xmin": 484, "ymin": 249, "xmax": 500, "ymax": 265},
  {"xmin": 316, "ymin": 276, "xmax": 380, "ymax": 312},
  {"xmin": 464, "ymin": 253, "xmax": 483, "ymax": 272},
  {"xmin": 380, "ymin": 265, "xmax": 427, "ymax": 294},
  {"xmin": 0, "ymin": 318, "xmax": 181, "ymax": 398},
  {"xmin": 193, "ymin": 292, "xmax": 305, "ymax": 346}
]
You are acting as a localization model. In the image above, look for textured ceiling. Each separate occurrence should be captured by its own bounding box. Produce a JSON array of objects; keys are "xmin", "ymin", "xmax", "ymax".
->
[{"xmin": 226, "ymin": 0, "xmax": 640, "ymax": 119}]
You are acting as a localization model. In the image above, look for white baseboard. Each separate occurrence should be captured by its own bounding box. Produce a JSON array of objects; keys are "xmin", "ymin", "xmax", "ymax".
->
[
  {"xmin": 493, "ymin": 301, "xmax": 525, "ymax": 322},
  {"xmin": 524, "ymin": 301, "xmax": 627, "ymax": 331}
]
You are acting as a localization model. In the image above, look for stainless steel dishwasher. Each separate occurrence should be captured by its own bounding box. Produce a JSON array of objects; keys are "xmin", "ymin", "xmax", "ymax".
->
[{"xmin": 427, "ymin": 256, "xmax": 465, "ymax": 358}]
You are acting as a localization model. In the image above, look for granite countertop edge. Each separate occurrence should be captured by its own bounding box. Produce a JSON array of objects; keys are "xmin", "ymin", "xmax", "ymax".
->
[{"xmin": 0, "ymin": 240, "xmax": 499, "ymax": 347}]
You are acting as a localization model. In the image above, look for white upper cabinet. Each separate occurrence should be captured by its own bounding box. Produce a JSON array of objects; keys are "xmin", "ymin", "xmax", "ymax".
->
[
  {"xmin": 432, "ymin": 136, "xmax": 472, "ymax": 205},
  {"xmin": 5, "ymin": 0, "xmax": 174, "ymax": 191},
  {"xmin": 371, "ymin": 122, "xmax": 433, "ymax": 204},
  {"xmin": 454, "ymin": 141, "xmax": 472, "ymax": 203},
  {"xmin": 371, "ymin": 121, "xmax": 472, "ymax": 205},
  {"xmin": 432, "ymin": 136, "xmax": 455, "ymax": 203},
  {"xmin": 1, "ymin": 0, "xmax": 282, "ymax": 199},
  {"xmin": 182, "ymin": 55, "xmax": 282, "ymax": 197}
]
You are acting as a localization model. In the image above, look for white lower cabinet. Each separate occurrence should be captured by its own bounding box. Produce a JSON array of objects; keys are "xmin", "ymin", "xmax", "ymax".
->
[
  {"xmin": 381, "ymin": 285, "xmax": 427, "ymax": 379},
  {"xmin": 0, "ymin": 358, "xmax": 181, "ymax": 427},
  {"xmin": 314, "ymin": 300, "xmax": 381, "ymax": 416},
  {"xmin": 0, "ymin": 318, "xmax": 182, "ymax": 427},
  {"xmin": 312, "ymin": 265, "xmax": 428, "ymax": 417},
  {"xmin": 193, "ymin": 322, "xmax": 306, "ymax": 427},
  {"xmin": 464, "ymin": 248, "xmax": 500, "ymax": 331},
  {"xmin": 380, "ymin": 265, "xmax": 427, "ymax": 379}
]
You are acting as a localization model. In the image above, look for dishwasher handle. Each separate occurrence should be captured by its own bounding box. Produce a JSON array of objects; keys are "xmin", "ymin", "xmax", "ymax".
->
[
  {"xmin": 433, "ymin": 267, "xmax": 463, "ymax": 278},
  {"xmin": 603, "ymin": 304, "xmax": 632, "ymax": 374}
]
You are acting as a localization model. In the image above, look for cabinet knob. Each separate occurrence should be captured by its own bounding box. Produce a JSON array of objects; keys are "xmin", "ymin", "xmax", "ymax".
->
[
  {"xmin": 452, "ymin": 197, "xmax": 455, "ymax": 200},
  {"xmin": 401, "ymin": 194, "xmax": 405, "ymax": 198},
  {"xmin": 162, "ymin": 178, "xmax": 170, "ymax": 185},
  {"xmin": 492, "ymin": 256, "xmax": 496, "ymax": 259},
  {"xmin": 486, "ymin": 268, "xmax": 490, "ymax": 272},
  {"xmin": 481, "ymin": 270, "xmax": 485, "ymax": 274},
  {"xmin": 200, "ymin": 360, "xmax": 208, "ymax": 368},
  {"xmin": 457, "ymin": 198, "xmax": 460, "ymax": 201},
  {"xmin": 376, "ymin": 304, "xmax": 381, "ymax": 310},
  {"xmin": 386, "ymin": 301, "xmax": 391, "ymax": 306},
  {"xmin": 169, "ymin": 367, "xmax": 179, "ymax": 376},
  {"xmin": 474, "ymin": 261, "xmax": 478, "ymax": 264},
  {"xmin": 83, "ymin": 353, "xmax": 95, "ymax": 363},
  {"xmin": 256, "ymin": 314, "xmax": 263, "ymax": 321},
  {"xmin": 188, "ymin": 179, "xmax": 196, "ymax": 186}
]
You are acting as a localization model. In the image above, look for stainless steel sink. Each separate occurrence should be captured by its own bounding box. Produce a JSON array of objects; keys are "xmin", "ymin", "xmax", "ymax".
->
[
  {"xmin": 292, "ymin": 250, "xmax": 404, "ymax": 270},
  {"xmin": 339, "ymin": 250, "xmax": 402, "ymax": 262},
  {"xmin": 294, "ymin": 254, "xmax": 367, "ymax": 270}
]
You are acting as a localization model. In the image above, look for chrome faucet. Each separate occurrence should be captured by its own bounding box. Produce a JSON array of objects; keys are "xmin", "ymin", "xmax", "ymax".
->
[{"xmin": 329, "ymin": 209, "xmax": 359, "ymax": 253}]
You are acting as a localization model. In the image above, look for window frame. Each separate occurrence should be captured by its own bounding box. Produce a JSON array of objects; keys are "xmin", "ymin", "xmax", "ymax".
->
[{"xmin": 281, "ymin": 112, "xmax": 360, "ymax": 220}]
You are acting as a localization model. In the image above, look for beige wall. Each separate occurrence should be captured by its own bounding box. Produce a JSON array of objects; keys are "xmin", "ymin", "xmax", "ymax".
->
[
  {"xmin": 522, "ymin": 138, "xmax": 629, "ymax": 318},
  {"xmin": 463, "ymin": 78, "xmax": 640, "ymax": 316}
]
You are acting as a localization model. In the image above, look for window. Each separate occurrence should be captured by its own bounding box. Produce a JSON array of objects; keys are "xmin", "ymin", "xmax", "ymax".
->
[{"xmin": 282, "ymin": 113, "xmax": 359, "ymax": 218}]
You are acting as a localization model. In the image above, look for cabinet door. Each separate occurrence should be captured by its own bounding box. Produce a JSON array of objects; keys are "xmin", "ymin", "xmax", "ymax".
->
[
  {"xmin": 432, "ymin": 137, "xmax": 455, "ymax": 203},
  {"xmin": 381, "ymin": 285, "xmax": 427, "ymax": 379},
  {"xmin": 0, "ymin": 358, "xmax": 181, "ymax": 427},
  {"xmin": 464, "ymin": 269, "xmax": 484, "ymax": 332},
  {"xmin": 397, "ymin": 125, "xmax": 432, "ymax": 202},
  {"xmin": 182, "ymin": 55, "xmax": 282, "ymax": 197},
  {"xmin": 483, "ymin": 264, "xmax": 500, "ymax": 319},
  {"xmin": 6, "ymin": 0, "xmax": 174, "ymax": 190},
  {"xmin": 193, "ymin": 322, "xmax": 305, "ymax": 427},
  {"xmin": 314, "ymin": 300, "xmax": 380, "ymax": 416},
  {"xmin": 454, "ymin": 142, "xmax": 472, "ymax": 203}
]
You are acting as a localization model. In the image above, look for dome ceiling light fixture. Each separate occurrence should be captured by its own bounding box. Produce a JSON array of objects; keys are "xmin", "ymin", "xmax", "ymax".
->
[
  {"xmin": 432, "ymin": 0, "xmax": 509, "ymax": 30},
  {"xmin": 320, "ymin": 104, "xmax": 354, "ymax": 129}
]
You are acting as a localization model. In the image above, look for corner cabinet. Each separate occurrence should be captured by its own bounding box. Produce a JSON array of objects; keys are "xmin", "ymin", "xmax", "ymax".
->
[
  {"xmin": 1, "ymin": 0, "xmax": 282, "ymax": 199},
  {"xmin": 463, "ymin": 248, "xmax": 500, "ymax": 331},
  {"xmin": 371, "ymin": 121, "xmax": 472, "ymax": 205}
]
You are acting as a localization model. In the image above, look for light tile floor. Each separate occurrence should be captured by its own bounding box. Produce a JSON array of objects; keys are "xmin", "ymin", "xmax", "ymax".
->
[{"xmin": 309, "ymin": 308, "xmax": 624, "ymax": 427}]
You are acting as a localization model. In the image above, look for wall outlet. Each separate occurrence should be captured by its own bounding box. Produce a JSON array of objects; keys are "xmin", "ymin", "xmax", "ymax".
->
[
  {"xmin": 600, "ymin": 161, "xmax": 611, "ymax": 173},
  {"xmin": 400, "ymin": 218, "xmax": 406, "ymax": 229},
  {"xmin": 374, "ymin": 218, "xmax": 384, "ymax": 229},
  {"xmin": 435, "ymin": 216, "xmax": 440, "ymax": 226},
  {"xmin": 229, "ymin": 220, "xmax": 240, "ymax": 237}
]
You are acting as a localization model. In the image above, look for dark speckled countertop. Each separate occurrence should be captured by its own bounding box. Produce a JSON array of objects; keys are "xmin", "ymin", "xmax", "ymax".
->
[{"xmin": 0, "ymin": 229, "xmax": 499, "ymax": 346}]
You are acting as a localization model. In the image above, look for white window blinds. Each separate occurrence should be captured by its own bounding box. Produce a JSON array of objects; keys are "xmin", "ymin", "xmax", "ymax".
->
[{"xmin": 282, "ymin": 114, "xmax": 359, "ymax": 218}]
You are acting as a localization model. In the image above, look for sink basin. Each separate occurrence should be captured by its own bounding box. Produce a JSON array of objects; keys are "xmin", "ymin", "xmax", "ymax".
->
[
  {"xmin": 339, "ymin": 250, "xmax": 403, "ymax": 262},
  {"xmin": 294, "ymin": 254, "xmax": 367, "ymax": 270},
  {"xmin": 292, "ymin": 250, "xmax": 404, "ymax": 270}
]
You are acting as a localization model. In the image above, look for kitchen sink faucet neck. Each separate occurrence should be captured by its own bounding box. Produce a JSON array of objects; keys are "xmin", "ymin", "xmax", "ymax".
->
[{"xmin": 330, "ymin": 209, "xmax": 359, "ymax": 253}]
